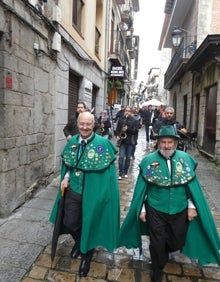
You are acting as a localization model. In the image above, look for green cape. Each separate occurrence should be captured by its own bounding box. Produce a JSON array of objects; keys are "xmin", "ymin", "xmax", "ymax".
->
[
  {"xmin": 50, "ymin": 134, "xmax": 120, "ymax": 253},
  {"xmin": 118, "ymin": 150, "xmax": 220, "ymax": 265}
]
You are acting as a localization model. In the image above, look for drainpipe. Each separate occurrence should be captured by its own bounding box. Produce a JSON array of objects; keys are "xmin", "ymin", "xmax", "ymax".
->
[{"xmin": 189, "ymin": 72, "xmax": 195, "ymax": 132}]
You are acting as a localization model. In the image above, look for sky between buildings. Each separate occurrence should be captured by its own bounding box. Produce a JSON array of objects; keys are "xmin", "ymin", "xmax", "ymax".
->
[{"xmin": 134, "ymin": 0, "xmax": 165, "ymax": 84}]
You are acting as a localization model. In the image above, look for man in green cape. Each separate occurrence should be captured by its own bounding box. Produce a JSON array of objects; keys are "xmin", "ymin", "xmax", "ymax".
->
[
  {"xmin": 50, "ymin": 112, "xmax": 120, "ymax": 277},
  {"xmin": 118, "ymin": 125, "xmax": 220, "ymax": 282}
]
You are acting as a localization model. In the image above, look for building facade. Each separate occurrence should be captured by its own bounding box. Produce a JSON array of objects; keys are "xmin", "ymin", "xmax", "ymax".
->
[
  {"xmin": 0, "ymin": 0, "xmax": 139, "ymax": 216},
  {"xmin": 159, "ymin": 0, "xmax": 220, "ymax": 164}
]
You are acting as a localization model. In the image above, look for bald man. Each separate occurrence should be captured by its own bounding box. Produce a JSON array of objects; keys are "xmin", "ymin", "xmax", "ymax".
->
[{"xmin": 50, "ymin": 112, "xmax": 120, "ymax": 277}]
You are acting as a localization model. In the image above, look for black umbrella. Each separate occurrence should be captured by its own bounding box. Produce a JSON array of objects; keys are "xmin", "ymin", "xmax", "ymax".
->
[{"xmin": 51, "ymin": 185, "xmax": 67, "ymax": 267}]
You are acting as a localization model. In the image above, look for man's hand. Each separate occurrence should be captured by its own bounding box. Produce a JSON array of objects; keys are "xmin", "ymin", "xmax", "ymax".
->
[
  {"xmin": 61, "ymin": 177, "xmax": 69, "ymax": 190},
  {"xmin": 66, "ymin": 134, "xmax": 72, "ymax": 141},
  {"xmin": 179, "ymin": 128, "xmax": 187, "ymax": 135},
  {"xmin": 139, "ymin": 212, "xmax": 147, "ymax": 222},
  {"xmin": 188, "ymin": 208, "xmax": 197, "ymax": 221}
]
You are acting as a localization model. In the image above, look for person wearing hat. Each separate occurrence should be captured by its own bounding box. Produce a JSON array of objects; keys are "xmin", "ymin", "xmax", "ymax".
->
[
  {"xmin": 118, "ymin": 125, "xmax": 220, "ymax": 282},
  {"xmin": 152, "ymin": 106, "xmax": 188, "ymax": 151}
]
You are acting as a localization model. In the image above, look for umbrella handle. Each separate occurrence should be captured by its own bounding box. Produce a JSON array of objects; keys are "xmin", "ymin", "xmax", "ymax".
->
[{"xmin": 61, "ymin": 183, "xmax": 67, "ymax": 197}]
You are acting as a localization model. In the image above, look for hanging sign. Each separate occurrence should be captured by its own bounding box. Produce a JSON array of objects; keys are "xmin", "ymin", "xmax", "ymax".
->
[{"xmin": 110, "ymin": 66, "xmax": 124, "ymax": 78}]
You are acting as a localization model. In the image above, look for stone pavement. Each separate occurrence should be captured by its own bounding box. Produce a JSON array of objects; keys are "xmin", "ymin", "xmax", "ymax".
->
[{"xmin": 0, "ymin": 128, "xmax": 220, "ymax": 282}]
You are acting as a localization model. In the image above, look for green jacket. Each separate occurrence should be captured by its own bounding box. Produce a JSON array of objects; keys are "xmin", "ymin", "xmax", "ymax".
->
[
  {"xmin": 118, "ymin": 150, "xmax": 220, "ymax": 265},
  {"xmin": 50, "ymin": 133, "xmax": 120, "ymax": 253}
]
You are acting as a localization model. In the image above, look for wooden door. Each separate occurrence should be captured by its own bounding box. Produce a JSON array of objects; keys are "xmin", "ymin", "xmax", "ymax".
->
[{"xmin": 203, "ymin": 85, "xmax": 217, "ymax": 155}]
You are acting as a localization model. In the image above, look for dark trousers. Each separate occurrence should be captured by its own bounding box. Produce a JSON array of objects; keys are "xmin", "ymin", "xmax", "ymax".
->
[
  {"xmin": 63, "ymin": 189, "xmax": 94, "ymax": 259},
  {"xmin": 145, "ymin": 124, "xmax": 151, "ymax": 142},
  {"xmin": 146, "ymin": 204, "xmax": 188, "ymax": 272},
  {"xmin": 118, "ymin": 143, "xmax": 133, "ymax": 175}
]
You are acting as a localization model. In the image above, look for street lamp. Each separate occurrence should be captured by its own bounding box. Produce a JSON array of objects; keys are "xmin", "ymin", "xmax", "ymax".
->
[
  {"xmin": 171, "ymin": 27, "xmax": 195, "ymax": 47},
  {"xmin": 171, "ymin": 27, "xmax": 196, "ymax": 55},
  {"xmin": 171, "ymin": 28, "xmax": 183, "ymax": 48}
]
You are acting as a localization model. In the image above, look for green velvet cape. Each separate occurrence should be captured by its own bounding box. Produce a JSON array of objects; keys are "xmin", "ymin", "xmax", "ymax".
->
[
  {"xmin": 50, "ymin": 133, "xmax": 120, "ymax": 253},
  {"xmin": 118, "ymin": 150, "xmax": 220, "ymax": 265}
]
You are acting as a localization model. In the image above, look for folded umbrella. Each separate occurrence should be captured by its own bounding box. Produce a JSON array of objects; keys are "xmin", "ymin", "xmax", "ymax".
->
[{"xmin": 51, "ymin": 184, "xmax": 67, "ymax": 267}]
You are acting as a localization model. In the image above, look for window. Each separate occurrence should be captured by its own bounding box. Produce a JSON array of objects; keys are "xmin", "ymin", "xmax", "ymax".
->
[
  {"xmin": 95, "ymin": 27, "xmax": 101, "ymax": 57},
  {"xmin": 72, "ymin": 0, "xmax": 84, "ymax": 31}
]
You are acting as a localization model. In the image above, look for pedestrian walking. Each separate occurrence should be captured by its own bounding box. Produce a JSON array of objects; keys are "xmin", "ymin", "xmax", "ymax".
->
[
  {"xmin": 115, "ymin": 106, "xmax": 139, "ymax": 179},
  {"xmin": 118, "ymin": 125, "xmax": 220, "ymax": 282},
  {"xmin": 141, "ymin": 105, "xmax": 154, "ymax": 148},
  {"xmin": 97, "ymin": 110, "xmax": 112, "ymax": 139},
  {"xmin": 131, "ymin": 107, "xmax": 142, "ymax": 160},
  {"xmin": 50, "ymin": 111, "xmax": 120, "ymax": 277},
  {"xmin": 63, "ymin": 102, "xmax": 86, "ymax": 140}
]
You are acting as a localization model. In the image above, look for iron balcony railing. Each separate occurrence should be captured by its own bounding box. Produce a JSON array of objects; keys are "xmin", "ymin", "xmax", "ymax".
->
[{"xmin": 164, "ymin": 39, "xmax": 197, "ymax": 89}]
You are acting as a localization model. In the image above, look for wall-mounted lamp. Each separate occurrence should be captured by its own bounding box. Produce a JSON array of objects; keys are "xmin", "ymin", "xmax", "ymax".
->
[
  {"xmin": 171, "ymin": 27, "xmax": 197, "ymax": 58},
  {"xmin": 171, "ymin": 28, "xmax": 183, "ymax": 48},
  {"xmin": 171, "ymin": 27, "xmax": 195, "ymax": 47},
  {"xmin": 171, "ymin": 27, "xmax": 196, "ymax": 55}
]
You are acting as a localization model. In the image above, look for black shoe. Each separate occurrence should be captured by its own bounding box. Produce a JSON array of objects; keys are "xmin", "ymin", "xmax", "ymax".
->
[
  {"xmin": 78, "ymin": 259, "xmax": 91, "ymax": 277},
  {"xmin": 70, "ymin": 243, "xmax": 80, "ymax": 259}
]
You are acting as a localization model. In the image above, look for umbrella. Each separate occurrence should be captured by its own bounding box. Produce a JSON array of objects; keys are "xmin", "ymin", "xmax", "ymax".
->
[
  {"xmin": 51, "ymin": 185, "xmax": 67, "ymax": 267},
  {"xmin": 142, "ymin": 98, "xmax": 165, "ymax": 107}
]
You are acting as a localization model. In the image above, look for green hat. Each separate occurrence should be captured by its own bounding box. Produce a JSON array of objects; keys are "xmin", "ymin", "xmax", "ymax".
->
[{"xmin": 157, "ymin": 125, "xmax": 180, "ymax": 139}]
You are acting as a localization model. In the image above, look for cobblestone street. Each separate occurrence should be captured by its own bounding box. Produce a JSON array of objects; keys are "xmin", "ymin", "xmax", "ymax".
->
[{"xmin": 1, "ymin": 128, "xmax": 220, "ymax": 282}]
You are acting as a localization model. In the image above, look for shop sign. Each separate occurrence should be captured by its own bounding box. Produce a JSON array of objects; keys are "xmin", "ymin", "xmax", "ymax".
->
[{"xmin": 110, "ymin": 66, "xmax": 124, "ymax": 78}]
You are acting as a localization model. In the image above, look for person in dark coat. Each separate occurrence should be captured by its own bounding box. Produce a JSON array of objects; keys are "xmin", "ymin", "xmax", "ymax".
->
[
  {"xmin": 141, "ymin": 105, "xmax": 154, "ymax": 147},
  {"xmin": 114, "ymin": 105, "xmax": 125, "ymax": 122},
  {"xmin": 131, "ymin": 108, "xmax": 142, "ymax": 159},
  {"xmin": 63, "ymin": 102, "xmax": 86, "ymax": 140},
  {"xmin": 115, "ymin": 106, "xmax": 139, "ymax": 179},
  {"xmin": 152, "ymin": 106, "xmax": 188, "ymax": 151},
  {"xmin": 97, "ymin": 110, "xmax": 112, "ymax": 138}
]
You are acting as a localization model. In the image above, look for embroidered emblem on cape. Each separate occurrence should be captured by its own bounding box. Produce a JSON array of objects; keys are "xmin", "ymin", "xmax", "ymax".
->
[
  {"xmin": 176, "ymin": 162, "xmax": 183, "ymax": 175},
  {"xmin": 96, "ymin": 145, "xmax": 104, "ymax": 154},
  {"xmin": 144, "ymin": 156, "xmax": 194, "ymax": 187},
  {"xmin": 150, "ymin": 162, "xmax": 160, "ymax": 168},
  {"xmin": 62, "ymin": 137, "xmax": 115, "ymax": 171},
  {"xmin": 146, "ymin": 165, "xmax": 153, "ymax": 177},
  {"xmin": 71, "ymin": 144, "xmax": 77, "ymax": 149},
  {"xmin": 88, "ymin": 149, "xmax": 95, "ymax": 159}
]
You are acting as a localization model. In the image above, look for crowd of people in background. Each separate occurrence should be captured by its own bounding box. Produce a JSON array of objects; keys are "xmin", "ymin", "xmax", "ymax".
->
[{"xmin": 62, "ymin": 102, "xmax": 189, "ymax": 179}]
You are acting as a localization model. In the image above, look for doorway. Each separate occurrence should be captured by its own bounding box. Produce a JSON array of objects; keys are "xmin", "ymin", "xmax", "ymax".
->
[{"xmin": 203, "ymin": 84, "xmax": 217, "ymax": 155}]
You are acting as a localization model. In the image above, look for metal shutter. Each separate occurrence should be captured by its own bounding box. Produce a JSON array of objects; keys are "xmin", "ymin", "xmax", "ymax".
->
[{"xmin": 68, "ymin": 72, "xmax": 80, "ymax": 119}]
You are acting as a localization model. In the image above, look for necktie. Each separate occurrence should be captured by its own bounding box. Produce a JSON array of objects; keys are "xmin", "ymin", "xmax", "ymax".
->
[
  {"xmin": 81, "ymin": 140, "xmax": 86, "ymax": 152},
  {"xmin": 78, "ymin": 140, "xmax": 86, "ymax": 159}
]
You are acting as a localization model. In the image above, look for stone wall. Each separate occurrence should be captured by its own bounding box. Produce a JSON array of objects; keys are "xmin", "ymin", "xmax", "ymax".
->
[
  {"xmin": 0, "ymin": 0, "xmax": 107, "ymax": 217},
  {"xmin": 0, "ymin": 0, "xmax": 57, "ymax": 217}
]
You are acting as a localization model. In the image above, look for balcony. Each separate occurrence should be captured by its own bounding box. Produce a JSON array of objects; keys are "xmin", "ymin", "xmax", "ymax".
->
[{"xmin": 164, "ymin": 39, "xmax": 196, "ymax": 89}]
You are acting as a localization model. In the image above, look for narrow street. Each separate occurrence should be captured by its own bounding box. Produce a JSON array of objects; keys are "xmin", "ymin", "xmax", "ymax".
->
[
  {"xmin": 0, "ymin": 128, "xmax": 219, "ymax": 282},
  {"xmin": 22, "ymin": 128, "xmax": 220, "ymax": 282}
]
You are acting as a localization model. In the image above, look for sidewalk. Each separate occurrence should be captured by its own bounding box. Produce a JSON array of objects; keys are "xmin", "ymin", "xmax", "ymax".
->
[{"xmin": 0, "ymin": 128, "xmax": 219, "ymax": 282}]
